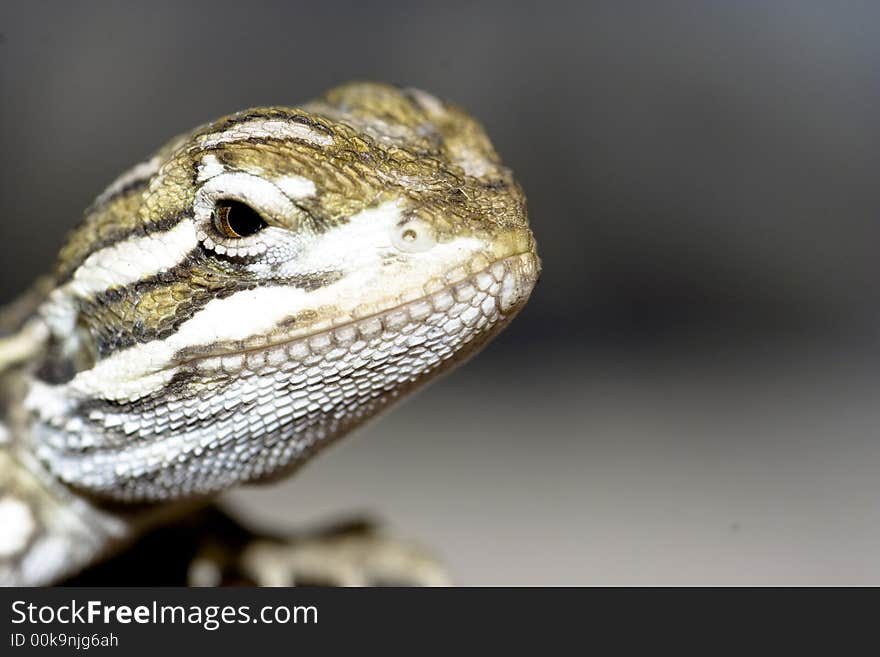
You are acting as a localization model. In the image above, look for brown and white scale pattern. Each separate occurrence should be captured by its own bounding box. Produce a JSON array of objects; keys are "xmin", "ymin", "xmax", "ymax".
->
[{"xmin": 0, "ymin": 82, "xmax": 540, "ymax": 585}]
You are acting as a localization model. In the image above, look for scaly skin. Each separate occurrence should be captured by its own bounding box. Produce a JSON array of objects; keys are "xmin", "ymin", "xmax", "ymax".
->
[{"xmin": 0, "ymin": 82, "xmax": 539, "ymax": 585}]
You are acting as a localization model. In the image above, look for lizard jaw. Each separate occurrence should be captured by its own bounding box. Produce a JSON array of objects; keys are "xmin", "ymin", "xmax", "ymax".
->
[
  {"xmin": 30, "ymin": 252, "xmax": 539, "ymax": 500},
  {"xmin": 187, "ymin": 251, "xmax": 540, "ymax": 376}
]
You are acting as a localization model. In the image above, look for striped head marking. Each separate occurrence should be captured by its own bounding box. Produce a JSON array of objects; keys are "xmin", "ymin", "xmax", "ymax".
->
[{"xmin": 25, "ymin": 82, "xmax": 540, "ymax": 501}]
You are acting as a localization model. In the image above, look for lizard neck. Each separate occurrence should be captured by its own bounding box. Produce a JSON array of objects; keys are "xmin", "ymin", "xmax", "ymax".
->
[{"xmin": 0, "ymin": 360, "xmax": 192, "ymax": 584}]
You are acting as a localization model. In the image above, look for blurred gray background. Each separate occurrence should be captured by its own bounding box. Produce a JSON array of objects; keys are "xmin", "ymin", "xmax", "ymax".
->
[{"xmin": 3, "ymin": 1, "xmax": 880, "ymax": 584}]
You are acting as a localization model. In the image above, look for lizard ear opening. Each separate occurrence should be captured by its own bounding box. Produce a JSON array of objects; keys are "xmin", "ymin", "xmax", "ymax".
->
[{"xmin": 32, "ymin": 316, "xmax": 97, "ymax": 385}]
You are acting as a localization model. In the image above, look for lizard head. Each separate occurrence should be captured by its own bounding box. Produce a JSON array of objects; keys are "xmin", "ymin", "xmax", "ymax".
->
[{"xmin": 26, "ymin": 83, "xmax": 540, "ymax": 501}]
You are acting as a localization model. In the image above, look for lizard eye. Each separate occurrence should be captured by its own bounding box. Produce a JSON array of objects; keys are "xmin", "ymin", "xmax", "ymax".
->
[
  {"xmin": 213, "ymin": 200, "xmax": 267, "ymax": 238},
  {"xmin": 194, "ymin": 171, "xmax": 302, "ymax": 257}
]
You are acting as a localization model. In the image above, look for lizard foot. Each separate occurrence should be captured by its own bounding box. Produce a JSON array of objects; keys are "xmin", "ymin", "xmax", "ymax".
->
[{"xmin": 188, "ymin": 517, "xmax": 450, "ymax": 587}]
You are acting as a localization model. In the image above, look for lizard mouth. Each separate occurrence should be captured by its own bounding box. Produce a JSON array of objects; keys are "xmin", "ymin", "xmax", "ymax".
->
[{"xmin": 184, "ymin": 251, "xmax": 540, "ymax": 375}]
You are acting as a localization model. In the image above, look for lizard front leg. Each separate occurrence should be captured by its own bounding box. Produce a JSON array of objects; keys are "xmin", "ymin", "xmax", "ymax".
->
[
  {"xmin": 192, "ymin": 515, "xmax": 450, "ymax": 587},
  {"xmin": 61, "ymin": 505, "xmax": 448, "ymax": 587},
  {"xmin": 0, "ymin": 446, "xmax": 131, "ymax": 586}
]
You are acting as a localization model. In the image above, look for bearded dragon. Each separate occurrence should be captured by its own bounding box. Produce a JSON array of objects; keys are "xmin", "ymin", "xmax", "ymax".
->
[{"xmin": 0, "ymin": 82, "xmax": 539, "ymax": 586}]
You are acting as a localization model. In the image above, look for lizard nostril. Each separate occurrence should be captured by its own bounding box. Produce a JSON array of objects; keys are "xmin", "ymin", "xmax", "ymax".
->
[{"xmin": 391, "ymin": 219, "xmax": 436, "ymax": 254}]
